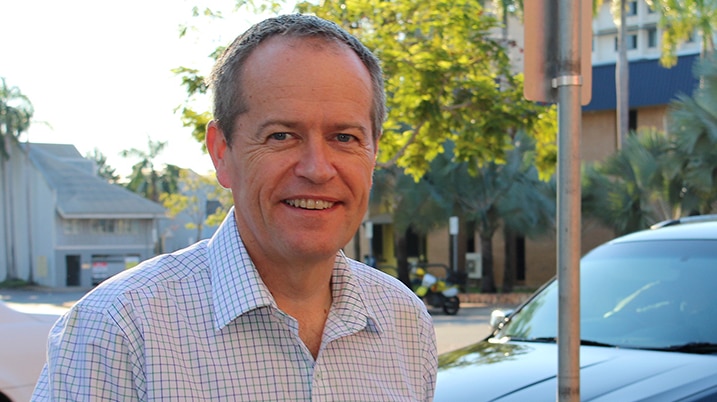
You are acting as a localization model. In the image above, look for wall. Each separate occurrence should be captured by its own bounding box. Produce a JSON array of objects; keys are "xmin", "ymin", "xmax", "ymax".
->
[{"xmin": 0, "ymin": 143, "xmax": 33, "ymax": 282}]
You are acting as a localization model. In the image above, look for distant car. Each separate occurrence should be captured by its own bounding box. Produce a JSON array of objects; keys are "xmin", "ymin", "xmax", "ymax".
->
[
  {"xmin": 436, "ymin": 215, "xmax": 717, "ymax": 401},
  {"xmin": 0, "ymin": 300, "xmax": 57, "ymax": 402}
]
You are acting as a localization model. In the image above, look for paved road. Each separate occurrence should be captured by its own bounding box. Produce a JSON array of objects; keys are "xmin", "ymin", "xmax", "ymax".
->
[
  {"xmin": 429, "ymin": 303, "xmax": 516, "ymax": 354},
  {"xmin": 1, "ymin": 288, "xmax": 516, "ymax": 355}
]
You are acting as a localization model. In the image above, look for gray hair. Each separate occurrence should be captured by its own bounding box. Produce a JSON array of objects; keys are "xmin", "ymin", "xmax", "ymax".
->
[{"xmin": 207, "ymin": 14, "xmax": 386, "ymax": 147}]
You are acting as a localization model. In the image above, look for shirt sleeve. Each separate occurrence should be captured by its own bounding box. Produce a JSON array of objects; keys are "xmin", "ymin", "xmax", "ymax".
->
[
  {"xmin": 421, "ymin": 309, "xmax": 438, "ymax": 402},
  {"xmin": 32, "ymin": 304, "xmax": 143, "ymax": 401}
]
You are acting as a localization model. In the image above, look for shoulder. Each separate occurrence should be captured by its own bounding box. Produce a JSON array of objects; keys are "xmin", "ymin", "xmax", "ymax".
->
[{"xmin": 346, "ymin": 258, "xmax": 427, "ymax": 314}]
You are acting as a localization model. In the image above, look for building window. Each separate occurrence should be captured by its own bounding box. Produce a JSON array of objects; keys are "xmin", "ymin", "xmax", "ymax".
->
[
  {"xmin": 90, "ymin": 219, "xmax": 138, "ymax": 234},
  {"xmin": 116, "ymin": 220, "xmax": 139, "ymax": 234},
  {"xmin": 63, "ymin": 219, "xmax": 81, "ymax": 235},
  {"xmin": 629, "ymin": 109, "xmax": 638, "ymax": 131},
  {"xmin": 648, "ymin": 28, "xmax": 658, "ymax": 48},
  {"xmin": 614, "ymin": 34, "xmax": 638, "ymax": 51},
  {"xmin": 686, "ymin": 30, "xmax": 696, "ymax": 43},
  {"xmin": 205, "ymin": 200, "xmax": 221, "ymax": 217},
  {"xmin": 627, "ymin": 0, "xmax": 638, "ymax": 15},
  {"xmin": 647, "ymin": 3, "xmax": 656, "ymax": 13},
  {"xmin": 91, "ymin": 219, "xmax": 114, "ymax": 234}
]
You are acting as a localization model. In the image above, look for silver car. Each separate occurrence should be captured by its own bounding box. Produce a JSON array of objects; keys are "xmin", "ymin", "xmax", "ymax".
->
[{"xmin": 436, "ymin": 215, "xmax": 717, "ymax": 401}]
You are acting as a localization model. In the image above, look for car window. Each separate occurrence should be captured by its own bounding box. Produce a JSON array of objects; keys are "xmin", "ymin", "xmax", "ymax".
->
[{"xmin": 499, "ymin": 239, "xmax": 717, "ymax": 349}]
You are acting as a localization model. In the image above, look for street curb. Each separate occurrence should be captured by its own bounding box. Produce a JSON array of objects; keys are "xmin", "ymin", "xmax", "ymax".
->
[{"xmin": 459, "ymin": 293, "xmax": 531, "ymax": 306}]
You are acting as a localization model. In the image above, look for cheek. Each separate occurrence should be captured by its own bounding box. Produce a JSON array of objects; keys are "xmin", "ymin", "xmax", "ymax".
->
[{"xmin": 349, "ymin": 159, "xmax": 377, "ymax": 194}]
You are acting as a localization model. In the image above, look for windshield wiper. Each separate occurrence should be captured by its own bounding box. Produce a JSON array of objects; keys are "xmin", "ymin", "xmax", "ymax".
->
[
  {"xmin": 639, "ymin": 342, "xmax": 717, "ymax": 354},
  {"xmin": 509, "ymin": 337, "xmax": 615, "ymax": 348},
  {"xmin": 509, "ymin": 336, "xmax": 557, "ymax": 343},
  {"xmin": 579, "ymin": 339, "xmax": 617, "ymax": 347}
]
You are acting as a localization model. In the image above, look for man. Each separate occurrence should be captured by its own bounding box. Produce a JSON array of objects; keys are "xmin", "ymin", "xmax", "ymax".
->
[{"xmin": 32, "ymin": 14, "xmax": 437, "ymax": 401}]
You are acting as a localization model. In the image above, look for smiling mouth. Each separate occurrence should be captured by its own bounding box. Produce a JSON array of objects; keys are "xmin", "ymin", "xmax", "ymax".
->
[{"xmin": 284, "ymin": 199, "xmax": 334, "ymax": 210}]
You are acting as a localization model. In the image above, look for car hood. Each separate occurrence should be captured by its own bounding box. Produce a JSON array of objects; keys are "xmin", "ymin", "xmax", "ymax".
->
[{"xmin": 436, "ymin": 340, "xmax": 717, "ymax": 401}]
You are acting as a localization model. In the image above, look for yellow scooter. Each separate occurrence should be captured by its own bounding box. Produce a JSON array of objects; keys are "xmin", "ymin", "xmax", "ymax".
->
[{"xmin": 413, "ymin": 268, "xmax": 461, "ymax": 315}]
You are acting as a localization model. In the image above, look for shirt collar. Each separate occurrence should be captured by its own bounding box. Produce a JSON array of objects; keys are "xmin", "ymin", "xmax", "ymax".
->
[
  {"xmin": 207, "ymin": 208, "xmax": 382, "ymax": 334},
  {"xmin": 330, "ymin": 251, "xmax": 384, "ymax": 335},
  {"xmin": 208, "ymin": 209, "xmax": 274, "ymax": 331}
]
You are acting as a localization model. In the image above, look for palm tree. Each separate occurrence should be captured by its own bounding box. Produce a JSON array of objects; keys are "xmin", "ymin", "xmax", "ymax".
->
[
  {"xmin": 121, "ymin": 138, "xmax": 179, "ymax": 202},
  {"xmin": 666, "ymin": 54, "xmax": 717, "ymax": 213},
  {"xmin": 0, "ymin": 78, "xmax": 33, "ymax": 158},
  {"xmin": 86, "ymin": 148, "xmax": 120, "ymax": 183},
  {"xmin": 0, "ymin": 78, "xmax": 34, "ymax": 281},
  {"xmin": 582, "ymin": 128, "xmax": 683, "ymax": 234},
  {"xmin": 583, "ymin": 57, "xmax": 717, "ymax": 232},
  {"xmin": 370, "ymin": 165, "xmax": 452, "ymax": 288},
  {"xmin": 419, "ymin": 134, "xmax": 555, "ymax": 293}
]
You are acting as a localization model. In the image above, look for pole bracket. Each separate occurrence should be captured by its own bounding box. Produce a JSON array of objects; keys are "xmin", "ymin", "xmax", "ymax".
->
[{"xmin": 552, "ymin": 75, "xmax": 583, "ymax": 88}]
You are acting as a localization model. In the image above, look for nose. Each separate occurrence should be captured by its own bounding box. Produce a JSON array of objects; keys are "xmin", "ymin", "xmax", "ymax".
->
[{"xmin": 294, "ymin": 137, "xmax": 337, "ymax": 183}]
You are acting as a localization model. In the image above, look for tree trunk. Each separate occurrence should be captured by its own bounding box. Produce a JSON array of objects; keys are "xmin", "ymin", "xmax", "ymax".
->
[
  {"xmin": 196, "ymin": 222, "xmax": 203, "ymax": 244},
  {"xmin": 24, "ymin": 144, "xmax": 34, "ymax": 284},
  {"xmin": 616, "ymin": 0, "xmax": 630, "ymax": 149},
  {"xmin": 502, "ymin": 226, "xmax": 517, "ymax": 293},
  {"xmin": 479, "ymin": 232, "xmax": 496, "ymax": 293},
  {"xmin": 353, "ymin": 230, "xmax": 361, "ymax": 262},
  {"xmin": 394, "ymin": 228, "xmax": 412, "ymax": 289},
  {"xmin": 2, "ymin": 135, "xmax": 18, "ymax": 280}
]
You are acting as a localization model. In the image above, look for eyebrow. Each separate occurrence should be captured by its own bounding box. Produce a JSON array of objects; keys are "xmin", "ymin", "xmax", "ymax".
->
[{"xmin": 257, "ymin": 119, "xmax": 369, "ymax": 136}]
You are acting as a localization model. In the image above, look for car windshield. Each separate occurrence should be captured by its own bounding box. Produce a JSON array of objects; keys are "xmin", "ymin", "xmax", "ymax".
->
[{"xmin": 498, "ymin": 239, "xmax": 717, "ymax": 351}]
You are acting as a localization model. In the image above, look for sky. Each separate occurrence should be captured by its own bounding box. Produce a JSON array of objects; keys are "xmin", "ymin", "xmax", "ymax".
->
[{"xmin": 0, "ymin": 0, "xmax": 280, "ymax": 179}]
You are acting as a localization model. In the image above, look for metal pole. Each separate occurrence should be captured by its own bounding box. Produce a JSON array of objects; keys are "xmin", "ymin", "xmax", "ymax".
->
[
  {"xmin": 555, "ymin": 0, "xmax": 582, "ymax": 400},
  {"xmin": 449, "ymin": 216, "xmax": 459, "ymax": 272}
]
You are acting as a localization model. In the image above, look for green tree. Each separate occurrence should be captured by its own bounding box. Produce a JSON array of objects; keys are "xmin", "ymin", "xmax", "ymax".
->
[
  {"xmin": 582, "ymin": 56, "xmax": 717, "ymax": 233},
  {"xmin": 172, "ymin": 66, "xmax": 212, "ymax": 152},
  {"xmin": 582, "ymin": 128, "xmax": 683, "ymax": 235},
  {"xmin": 86, "ymin": 148, "xmax": 120, "ymax": 183},
  {"xmin": 121, "ymin": 138, "xmax": 179, "ymax": 202},
  {"xmin": 160, "ymin": 169, "xmax": 230, "ymax": 242},
  {"xmin": 1, "ymin": 78, "xmax": 34, "ymax": 281},
  {"xmin": 428, "ymin": 134, "xmax": 555, "ymax": 293},
  {"xmin": 370, "ymin": 165, "xmax": 453, "ymax": 287},
  {"xmin": 173, "ymin": 1, "xmax": 285, "ymax": 149},
  {"xmin": 666, "ymin": 54, "xmax": 717, "ymax": 213},
  {"xmin": 0, "ymin": 78, "xmax": 33, "ymax": 159},
  {"xmin": 646, "ymin": 0, "xmax": 717, "ymax": 68},
  {"xmin": 371, "ymin": 132, "xmax": 556, "ymax": 293}
]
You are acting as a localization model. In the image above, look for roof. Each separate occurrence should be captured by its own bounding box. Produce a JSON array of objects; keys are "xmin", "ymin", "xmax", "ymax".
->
[
  {"xmin": 583, "ymin": 53, "xmax": 700, "ymax": 111},
  {"xmin": 25, "ymin": 143, "xmax": 166, "ymax": 219}
]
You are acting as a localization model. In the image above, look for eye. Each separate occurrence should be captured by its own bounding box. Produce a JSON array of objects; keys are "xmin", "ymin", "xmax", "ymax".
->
[
  {"xmin": 269, "ymin": 132, "xmax": 291, "ymax": 141},
  {"xmin": 336, "ymin": 133, "xmax": 354, "ymax": 143}
]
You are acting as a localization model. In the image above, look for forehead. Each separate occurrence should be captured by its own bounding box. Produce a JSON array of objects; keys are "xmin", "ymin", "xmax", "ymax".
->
[
  {"xmin": 242, "ymin": 35, "xmax": 369, "ymax": 79},
  {"xmin": 240, "ymin": 35, "xmax": 373, "ymax": 106}
]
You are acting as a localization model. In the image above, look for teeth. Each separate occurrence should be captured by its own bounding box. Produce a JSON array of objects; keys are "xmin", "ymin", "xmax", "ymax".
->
[{"xmin": 285, "ymin": 199, "xmax": 334, "ymax": 210}]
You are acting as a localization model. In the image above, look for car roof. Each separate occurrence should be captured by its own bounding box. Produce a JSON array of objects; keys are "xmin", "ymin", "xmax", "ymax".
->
[{"xmin": 609, "ymin": 216, "xmax": 717, "ymax": 244}]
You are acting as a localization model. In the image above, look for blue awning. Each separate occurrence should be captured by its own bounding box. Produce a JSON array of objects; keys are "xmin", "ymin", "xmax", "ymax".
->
[{"xmin": 583, "ymin": 53, "xmax": 700, "ymax": 111}]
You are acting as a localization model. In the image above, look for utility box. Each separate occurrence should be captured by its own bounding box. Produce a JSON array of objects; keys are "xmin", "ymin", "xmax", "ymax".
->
[{"xmin": 466, "ymin": 253, "xmax": 482, "ymax": 279}]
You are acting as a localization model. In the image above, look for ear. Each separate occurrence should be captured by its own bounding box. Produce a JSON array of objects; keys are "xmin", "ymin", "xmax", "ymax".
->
[{"xmin": 206, "ymin": 120, "xmax": 232, "ymax": 189}]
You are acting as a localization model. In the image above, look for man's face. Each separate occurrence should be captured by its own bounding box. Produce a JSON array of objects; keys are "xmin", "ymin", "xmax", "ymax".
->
[{"xmin": 207, "ymin": 36, "xmax": 377, "ymax": 267}]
